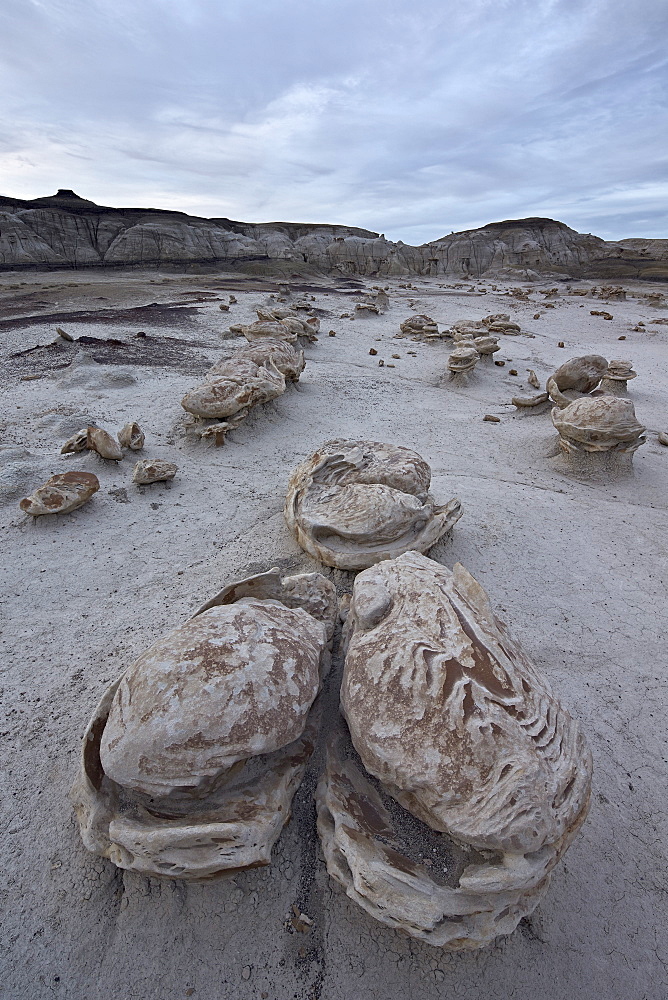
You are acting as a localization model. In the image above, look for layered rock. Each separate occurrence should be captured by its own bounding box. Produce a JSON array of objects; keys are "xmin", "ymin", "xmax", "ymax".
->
[
  {"xmin": 316, "ymin": 552, "xmax": 592, "ymax": 948},
  {"xmin": 1, "ymin": 191, "xmax": 666, "ymax": 280},
  {"xmin": 71, "ymin": 567, "xmax": 337, "ymax": 880}
]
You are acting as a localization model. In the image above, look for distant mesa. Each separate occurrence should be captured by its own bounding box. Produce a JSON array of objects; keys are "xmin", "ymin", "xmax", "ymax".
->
[{"xmin": 0, "ymin": 191, "xmax": 665, "ymax": 280}]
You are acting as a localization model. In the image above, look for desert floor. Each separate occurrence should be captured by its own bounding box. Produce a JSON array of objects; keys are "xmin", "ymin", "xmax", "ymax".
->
[{"xmin": 1, "ymin": 268, "xmax": 666, "ymax": 1000}]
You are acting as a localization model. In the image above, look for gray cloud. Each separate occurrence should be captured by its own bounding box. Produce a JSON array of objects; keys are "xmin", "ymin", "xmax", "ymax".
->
[{"xmin": 1, "ymin": 0, "xmax": 666, "ymax": 241}]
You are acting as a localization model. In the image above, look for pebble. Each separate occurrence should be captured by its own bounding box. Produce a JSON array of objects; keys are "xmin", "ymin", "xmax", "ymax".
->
[
  {"xmin": 483, "ymin": 414, "xmax": 501, "ymax": 422},
  {"xmin": 369, "ymin": 348, "xmax": 378, "ymax": 355},
  {"xmin": 241, "ymin": 967, "xmax": 251, "ymax": 981},
  {"xmin": 658, "ymin": 432, "xmax": 668, "ymax": 446},
  {"xmin": 558, "ymin": 341, "xmax": 565, "ymax": 348},
  {"xmin": 509, "ymin": 369, "xmax": 518, "ymax": 376},
  {"xmin": 494, "ymin": 360, "xmax": 505, "ymax": 367}
]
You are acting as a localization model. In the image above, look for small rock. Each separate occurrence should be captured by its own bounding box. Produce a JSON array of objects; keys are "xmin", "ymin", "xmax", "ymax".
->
[
  {"xmin": 136, "ymin": 331, "xmax": 147, "ymax": 338},
  {"xmin": 56, "ymin": 327, "xmax": 73, "ymax": 342},
  {"xmin": 533, "ymin": 313, "xmax": 541, "ymax": 319},
  {"xmin": 132, "ymin": 459, "xmax": 177, "ymax": 485},
  {"xmin": 229, "ymin": 295, "xmax": 237, "ymax": 304},
  {"xmin": 88, "ymin": 427, "xmax": 123, "ymax": 461},
  {"xmin": 241, "ymin": 967, "xmax": 251, "ymax": 981},
  {"xmin": 528, "ymin": 370, "xmax": 540, "ymax": 388},
  {"xmin": 378, "ymin": 359, "xmax": 385, "ymax": 366},
  {"xmin": 219, "ymin": 303, "xmax": 229, "ymax": 311},
  {"xmin": 494, "ymin": 360, "xmax": 505, "ymax": 367},
  {"xmin": 369, "ymin": 348, "xmax": 378, "ymax": 355},
  {"xmin": 558, "ymin": 341, "xmax": 565, "ymax": 348},
  {"xmin": 591, "ymin": 310, "xmax": 613, "ymax": 320},
  {"xmin": 618, "ymin": 335, "xmax": 626, "ymax": 340},
  {"xmin": 483, "ymin": 414, "xmax": 500, "ymax": 422},
  {"xmin": 61, "ymin": 428, "xmax": 90, "ymax": 455},
  {"xmin": 658, "ymin": 432, "xmax": 668, "ymax": 446},
  {"xmin": 328, "ymin": 330, "xmax": 336, "ymax": 337},
  {"xmin": 509, "ymin": 369, "xmax": 518, "ymax": 376},
  {"xmin": 19, "ymin": 471, "xmax": 99, "ymax": 517},
  {"xmin": 392, "ymin": 354, "xmax": 401, "ymax": 359},
  {"xmin": 118, "ymin": 422, "xmax": 145, "ymax": 451}
]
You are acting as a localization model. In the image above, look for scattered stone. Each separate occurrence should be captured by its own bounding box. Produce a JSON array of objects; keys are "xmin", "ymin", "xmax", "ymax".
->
[
  {"xmin": 117, "ymin": 422, "xmax": 145, "ymax": 451},
  {"xmin": 132, "ymin": 459, "xmax": 177, "ymax": 485},
  {"xmin": 219, "ymin": 303, "xmax": 229, "ymax": 311},
  {"xmin": 483, "ymin": 414, "xmax": 500, "ymax": 422},
  {"xmin": 369, "ymin": 348, "xmax": 378, "ymax": 355},
  {"xmin": 658, "ymin": 432, "xmax": 668, "ymax": 446},
  {"xmin": 88, "ymin": 426, "xmax": 123, "ymax": 461},
  {"xmin": 494, "ymin": 360, "xmax": 506, "ymax": 366},
  {"xmin": 509, "ymin": 369, "xmax": 518, "ymax": 376},
  {"xmin": 229, "ymin": 295, "xmax": 237, "ymax": 303},
  {"xmin": 378, "ymin": 360, "xmax": 384, "ymax": 366},
  {"xmin": 590, "ymin": 310, "xmax": 613, "ymax": 320},
  {"xmin": 618, "ymin": 335, "xmax": 626, "ymax": 340},
  {"xmin": 328, "ymin": 330, "xmax": 336, "ymax": 337},
  {"xmin": 391, "ymin": 354, "xmax": 401, "ymax": 359},
  {"xmin": 533, "ymin": 313, "xmax": 541, "ymax": 319},
  {"xmin": 558, "ymin": 341, "xmax": 565, "ymax": 347},
  {"xmin": 19, "ymin": 471, "xmax": 99, "ymax": 517},
  {"xmin": 61, "ymin": 428, "xmax": 90, "ymax": 455},
  {"xmin": 512, "ymin": 392, "xmax": 549, "ymax": 408},
  {"xmin": 528, "ymin": 370, "xmax": 540, "ymax": 388},
  {"xmin": 56, "ymin": 327, "xmax": 73, "ymax": 342}
]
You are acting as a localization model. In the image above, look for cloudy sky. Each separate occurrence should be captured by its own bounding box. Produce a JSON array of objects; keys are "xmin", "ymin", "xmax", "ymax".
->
[{"xmin": 1, "ymin": 0, "xmax": 667, "ymax": 243}]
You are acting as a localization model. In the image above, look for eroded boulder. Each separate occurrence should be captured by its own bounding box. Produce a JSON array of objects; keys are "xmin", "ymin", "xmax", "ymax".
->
[
  {"xmin": 284, "ymin": 440, "xmax": 462, "ymax": 570},
  {"xmin": 71, "ymin": 568, "xmax": 336, "ymax": 879}
]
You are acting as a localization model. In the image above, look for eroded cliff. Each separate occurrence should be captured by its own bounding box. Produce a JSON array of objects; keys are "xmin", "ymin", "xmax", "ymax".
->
[{"xmin": 0, "ymin": 190, "xmax": 665, "ymax": 280}]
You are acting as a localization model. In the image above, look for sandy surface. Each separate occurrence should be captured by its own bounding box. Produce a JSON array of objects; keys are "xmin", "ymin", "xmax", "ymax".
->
[{"xmin": 1, "ymin": 269, "xmax": 667, "ymax": 999}]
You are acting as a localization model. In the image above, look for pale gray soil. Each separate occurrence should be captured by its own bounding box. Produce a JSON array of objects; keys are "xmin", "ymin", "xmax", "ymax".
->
[{"xmin": 1, "ymin": 269, "xmax": 667, "ymax": 999}]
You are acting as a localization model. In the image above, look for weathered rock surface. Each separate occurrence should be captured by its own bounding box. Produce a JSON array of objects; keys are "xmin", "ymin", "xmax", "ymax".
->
[
  {"xmin": 118, "ymin": 422, "xmax": 145, "ymax": 450},
  {"xmin": 3, "ymin": 191, "xmax": 665, "ymax": 280},
  {"xmin": 546, "ymin": 356, "xmax": 609, "ymax": 408},
  {"xmin": 181, "ymin": 359, "xmax": 286, "ymax": 420},
  {"xmin": 71, "ymin": 568, "xmax": 336, "ymax": 879},
  {"xmin": 284, "ymin": 440, "xmax": 462, "ymax": 570},
  {"xmin": 87, "ymin": 426, "xmax": 123, "ymax": 461},
  {"xmin": 551, "ymin": 396, "xmax": 646, "ymax": 454},
  {"xmin": 19, "ymin": 470, "xmax": 100, "ymax": 516},
  {"xmin": 448, "ymin": 345, "xmax": 480, "ymax": 374},
  {"xmin": 316, "ymin": 551, "xmax": 592, "ymax": 947},
  {"xmin": 132, "ymin": 459, "xmax": 177, "ymax": 484}
]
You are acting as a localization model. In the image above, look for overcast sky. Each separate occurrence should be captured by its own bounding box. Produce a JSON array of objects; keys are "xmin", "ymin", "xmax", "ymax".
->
[{"xmin": 1, "ymin": 0, "xmax": 666, "ymax": 243}]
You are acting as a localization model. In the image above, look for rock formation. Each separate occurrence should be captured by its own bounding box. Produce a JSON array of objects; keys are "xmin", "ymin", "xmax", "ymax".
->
[
  {"xmin": 181, "ymin": 341, "xmax": 295, "ymax": 443},
  {"xmin": 284, "ymin": 440, "xmax": 462, "ymax": 570},
  {"xmin": 546, "ymin": 356, "xmax": 609, "ymax": 408},
  {"xmin": 551, "ymin": 396, "xmax": 646, "ymax": 455},
  {"xmin": 317, "ymin": 551, "xmax": 592, "ymax": 948},
  {"xmin": 3, "ymin": 191, "xmax": 665, "ymax": 280},
  {"xmin": 70, "ymin": 567, "xmax": 337, "ymax": 880},
  {"xmin": 599, "ymin": 360, "xmax": 637, "ymax": 395}
]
